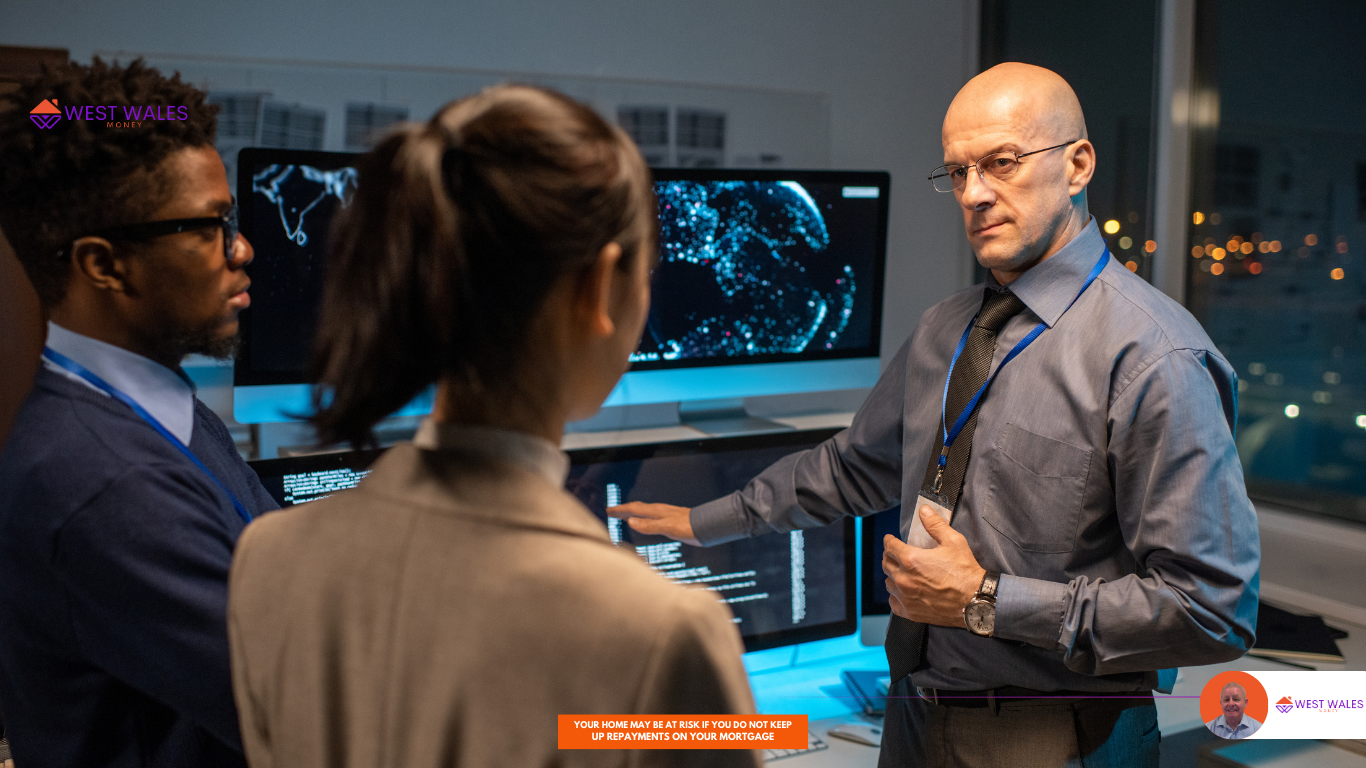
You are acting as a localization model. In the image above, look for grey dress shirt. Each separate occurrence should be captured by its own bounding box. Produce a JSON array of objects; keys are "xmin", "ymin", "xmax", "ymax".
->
[{"xmin": 691, "ymin": 219, "xmax": 1260, "ymax": 692}]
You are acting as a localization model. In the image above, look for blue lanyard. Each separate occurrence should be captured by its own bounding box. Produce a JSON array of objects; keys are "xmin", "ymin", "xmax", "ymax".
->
[
  {"xmin": 42, "ymin": 346, "xmax": 253, "ymax": 525},
  {"xmin": 933, "ymin": 247, "xmax": 1112, "ymax": 493}
]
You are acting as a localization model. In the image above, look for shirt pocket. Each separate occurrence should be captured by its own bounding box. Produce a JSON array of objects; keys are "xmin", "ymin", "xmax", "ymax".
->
[{"xmin": 982, "ymin": 423, "xmax": 1092, "ymax": 554}]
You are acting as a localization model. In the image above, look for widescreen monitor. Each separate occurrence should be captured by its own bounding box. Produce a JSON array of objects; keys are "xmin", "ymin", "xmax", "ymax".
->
[
  {"xmin": 232, "ymin": 149, "xmax": 890, "ymax": 423},
  {"xmin": 248, "ymin": 428, "xmax": 856, "ymax": 653}
]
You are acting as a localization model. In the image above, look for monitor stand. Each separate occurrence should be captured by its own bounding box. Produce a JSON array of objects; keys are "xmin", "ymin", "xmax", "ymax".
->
[{"xmin": 678, "ymin": 398, "xmax": 795, "ymax": 437}]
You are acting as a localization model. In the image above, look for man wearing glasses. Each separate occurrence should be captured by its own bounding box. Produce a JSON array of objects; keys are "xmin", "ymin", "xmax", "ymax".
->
[
  {"xmin": 0, "ymin": 59, "xmax": 275, "ymax": 767},
  {"xmin": 616, "ymin": 62, "xmax": 1259, "ymax": 766}
]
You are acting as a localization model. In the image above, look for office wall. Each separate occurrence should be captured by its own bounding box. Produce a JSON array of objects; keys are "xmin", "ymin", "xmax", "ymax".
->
[{"xmin": 2, "ymin": 0, "xmax": 979, "ymax": 364}]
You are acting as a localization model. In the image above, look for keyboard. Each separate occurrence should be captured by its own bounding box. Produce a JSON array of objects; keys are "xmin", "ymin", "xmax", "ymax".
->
[{"xmin": 763, "ymin": 730, "xmax": 828, "ymax": 762}]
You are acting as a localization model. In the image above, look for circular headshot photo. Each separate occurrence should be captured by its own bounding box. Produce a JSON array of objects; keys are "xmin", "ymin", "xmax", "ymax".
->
[{"xmin": 1201, "ymin": 672, "xmax": 1268, "ymax": 740}]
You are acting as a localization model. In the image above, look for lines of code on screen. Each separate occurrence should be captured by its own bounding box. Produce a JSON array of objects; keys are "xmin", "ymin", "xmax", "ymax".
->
[
  {"xmin": 279, "ymin": 467, "xmax": 371, "ymax": 506},
  {"xmin": 566, "ymin": 443, "xmax": 846, "ymax": 643}
]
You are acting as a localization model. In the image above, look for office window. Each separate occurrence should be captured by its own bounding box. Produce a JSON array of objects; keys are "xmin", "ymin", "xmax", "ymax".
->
[
  {"xmin": 208, "ymin": 92, "xmax": 264, "ymax": 142},
  {"xmin": 1215, "ymin": 144, "xmax": 1260, "ymax": 209},
  {"xmin": 206, "ymin": 92, "xmax": 268, "ymax": 195},
  {"xmin": 1186, "ymin": 0, "xmax": 1366, "ymax": 524},
  {"xmin": 979, "ymin": 0, "xmax": 1161, "ymax": 278},
  {"xmin": 675, "ymin": 108, "xmax": 725, "ymax": 168},
  {"xmin": 618, "ymin": 105, "xmax": 671, "ymax": 166},
  {"xmin": 259, "ymin": 102, "xmax": 325, "ymax": 150},
  {"xmin": 345, "ymin": 102, "xmax": 407, "ymax": 151}
]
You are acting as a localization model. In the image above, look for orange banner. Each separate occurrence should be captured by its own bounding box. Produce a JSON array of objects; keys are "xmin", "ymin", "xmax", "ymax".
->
[{"xmin": 558, "ymin": 714, "xmax": 808, "ymax": 749}]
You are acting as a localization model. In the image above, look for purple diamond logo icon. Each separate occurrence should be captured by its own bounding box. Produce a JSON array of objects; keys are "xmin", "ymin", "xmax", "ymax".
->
[
  {"xmin": 30, "ymin": 99, "xmax": 61, "ymax": 129},
  {"xmin": 1275, "ymin": 696, "xmax": 1293, "ymax": 714}
]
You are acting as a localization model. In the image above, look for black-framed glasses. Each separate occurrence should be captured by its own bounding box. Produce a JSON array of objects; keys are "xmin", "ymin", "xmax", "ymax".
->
[
  {"xmin": 928, "ymin": 140, "xmax": 1080, "ymax": 193},
  {"xmin": 58, "ymin": 198, "xmax": 240, "ymax": 261}
]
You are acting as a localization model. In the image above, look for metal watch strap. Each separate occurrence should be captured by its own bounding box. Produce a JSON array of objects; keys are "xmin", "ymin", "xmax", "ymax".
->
[{"xmin": 978, "ymin": 571, "xmax": 1000, "ymax": 600}]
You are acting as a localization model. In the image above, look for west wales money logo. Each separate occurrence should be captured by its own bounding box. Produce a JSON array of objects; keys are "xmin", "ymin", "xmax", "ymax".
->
[
  {"xmin": 29, "ymin": 99, "xmax": 190, "ymax": 129},
  {"xmin": 1277, "ymin": 695, "xmax": 1364, "ymax": 713},
  {"xmin": 30, "ymin": 99, "xmax": 61, "ymax": 129}
]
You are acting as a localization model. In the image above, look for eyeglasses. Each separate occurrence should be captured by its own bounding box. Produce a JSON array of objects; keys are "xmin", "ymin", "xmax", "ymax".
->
[
  {"xmin": 58, "ymin": 198, "xmax": 240, "ymax": 262},
  {"xmin": 928, "ymin": 140, "xmax": 1080, "ymax": 193}
]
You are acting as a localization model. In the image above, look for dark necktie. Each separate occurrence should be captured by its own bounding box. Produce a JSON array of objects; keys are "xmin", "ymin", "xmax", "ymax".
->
[{"xmin": 885, "ymin": 288, "xmax": 1027, "ymax": 685}]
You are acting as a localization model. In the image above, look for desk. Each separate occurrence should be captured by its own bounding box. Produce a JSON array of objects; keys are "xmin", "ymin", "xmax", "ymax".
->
[{"xmin": 745, "ymin": 637, "xmax": 884, "ymax": 766}]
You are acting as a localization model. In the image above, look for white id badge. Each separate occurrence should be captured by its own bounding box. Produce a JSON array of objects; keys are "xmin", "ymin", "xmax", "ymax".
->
[{"xmin": 905, "ymin": 492, "xmax": 954, "ymax": 549}]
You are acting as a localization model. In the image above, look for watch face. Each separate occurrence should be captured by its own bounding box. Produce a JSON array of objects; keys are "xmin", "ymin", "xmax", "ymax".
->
[{"xmin": 965, "ymin": 600, "xmax": 995, "ymax": 636}]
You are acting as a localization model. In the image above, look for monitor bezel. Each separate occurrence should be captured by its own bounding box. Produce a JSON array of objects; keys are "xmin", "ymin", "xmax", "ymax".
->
[
  {"xmin": 234, "ymin": 147, "xmax": 361, "ymax": 388},
  {"xmin": 566, "ymin": 427, "xmax": 857, "ymax": 653},
  {"xmin": 640, "ymin": 168, "xmax": 890, "ymax": 373},
  {"xmin": 860, "ymin": 507, "xmax": 899, "ymax": 618}
]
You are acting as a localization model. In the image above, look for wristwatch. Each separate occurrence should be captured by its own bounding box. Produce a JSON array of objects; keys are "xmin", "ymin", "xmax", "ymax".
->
[{"xmin": 964, "ymin": 571, "xmax": 999, "ymax": 637}]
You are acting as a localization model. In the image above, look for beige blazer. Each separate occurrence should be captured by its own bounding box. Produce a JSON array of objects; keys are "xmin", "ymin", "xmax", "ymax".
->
[{"xmin": 228, "ymin": 443, "xmax": 759, "ymax": 768}]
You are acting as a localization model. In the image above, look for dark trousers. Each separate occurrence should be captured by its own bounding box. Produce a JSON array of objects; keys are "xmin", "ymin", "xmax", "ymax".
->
[{"xmin": 877, "ymin": 678, "xmax": 1161, "ymax": 768}]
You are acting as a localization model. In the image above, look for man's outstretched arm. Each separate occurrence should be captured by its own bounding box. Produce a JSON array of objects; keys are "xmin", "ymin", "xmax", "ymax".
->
[{"xmin": 612, "ymin": 339, "xmax": 911, "ymax": 546}]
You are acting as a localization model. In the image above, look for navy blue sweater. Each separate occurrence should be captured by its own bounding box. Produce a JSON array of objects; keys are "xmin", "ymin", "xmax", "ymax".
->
[{"xmin": 0, "ymin": 368, "xmax": 278, "ymax": 767}]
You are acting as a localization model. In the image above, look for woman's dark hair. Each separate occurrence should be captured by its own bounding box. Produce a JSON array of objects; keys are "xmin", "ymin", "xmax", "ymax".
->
[{"xmin": 310, "ymin": 84, "xmax": 656, "ymax": 447}]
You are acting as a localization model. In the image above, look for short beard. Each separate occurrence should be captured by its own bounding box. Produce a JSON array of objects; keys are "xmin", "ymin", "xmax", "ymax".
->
[{"xmin": 149, "ymin": 323, "xmax": 240, "ymax": 367}]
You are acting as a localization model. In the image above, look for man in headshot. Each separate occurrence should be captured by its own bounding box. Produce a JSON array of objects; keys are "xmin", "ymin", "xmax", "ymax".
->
[
  {"xmin": 0, "ymin": 59, "xmax": 275, "ymax": 767},
  {"xmin": 1207, "ymin": 682, "xmax": 1262, "ymax": 740},
  {"xmin": 615, "ymin": 62, "xmax": 1260, "ymax": 766}
]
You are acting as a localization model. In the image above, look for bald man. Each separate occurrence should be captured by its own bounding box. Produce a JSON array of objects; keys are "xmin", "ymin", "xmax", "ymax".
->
[
  {"xmin": 615, "ymin": 63, "xmax": 1259, "ymax": 766},
  {"xmin": 1206, "ymin": 683, "xmax": 1262, "ymax": 739}
]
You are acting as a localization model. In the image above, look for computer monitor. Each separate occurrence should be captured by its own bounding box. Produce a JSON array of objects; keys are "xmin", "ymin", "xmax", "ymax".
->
[
  {"xmin": 566, "ymin": 428, "xmax": 856, "ymax": 652},
  {"xmin": 232, "ymin": 151, "xmax": 890, "ymax": 424},
  {"xmin": 605, "ymin": 169, "xmax": 890, "ymax": 408},
  {"xmin": 248, "ymin": 429, "xmax": 857, "ymax": 653},
  {"xmin": 859, "ymin": 505, "xmax": 901, "ymax": 645},
  {"xmin": 233, "ymin": 148, "xmax": 370, "ymax": 423},
  {"xmin": 249, "ymin": 447, "xmax": 386, "ymax": 508}
]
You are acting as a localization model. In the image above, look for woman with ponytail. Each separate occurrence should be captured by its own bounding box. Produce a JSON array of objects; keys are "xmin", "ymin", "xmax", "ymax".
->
[{"xmin": 225, "ymin": 85, "xmax": 759, "ymax": 768}]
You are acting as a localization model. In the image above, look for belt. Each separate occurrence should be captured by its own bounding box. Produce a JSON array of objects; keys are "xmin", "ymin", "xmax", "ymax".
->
[{"xmin": 916, "ymin": 686, "xmax": 1153, "ymax": 709}]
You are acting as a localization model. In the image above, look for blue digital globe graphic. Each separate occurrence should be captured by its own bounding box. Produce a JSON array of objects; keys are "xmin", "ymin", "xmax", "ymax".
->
[{"xmin": 637, "ymin": 180, "xmax": 856, "ymax": 364}]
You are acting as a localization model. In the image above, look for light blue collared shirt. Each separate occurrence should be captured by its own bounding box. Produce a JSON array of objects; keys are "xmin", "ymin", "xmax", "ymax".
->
[
  {"xmin": 43, "ymin": 322, "xmax": 197, "ymax": 445},
  {"xmin": 1207, "ymin": 714, "xmax": 1261, "ymax": 739}
]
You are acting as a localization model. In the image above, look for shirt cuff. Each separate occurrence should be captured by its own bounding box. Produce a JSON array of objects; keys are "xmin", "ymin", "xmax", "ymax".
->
[
  {"xmin": 994, "ymin": 574, "xmax": 1067, "ymax": 651},
  {"xmin": 689, "ymin": 494, "xmax": 752, "ymax": 546}
]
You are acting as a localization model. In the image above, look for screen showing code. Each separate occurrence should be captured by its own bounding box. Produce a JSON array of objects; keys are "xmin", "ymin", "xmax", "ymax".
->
[{"xmin": 567, "ymin": 431, "xmax": 853, "ymax": 651}]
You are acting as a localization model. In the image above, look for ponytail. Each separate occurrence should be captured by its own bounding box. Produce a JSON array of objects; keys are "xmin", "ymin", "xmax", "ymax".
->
[{"xmin": 309, "ymin": 84, "xmax": 655, "ymax": 448}]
